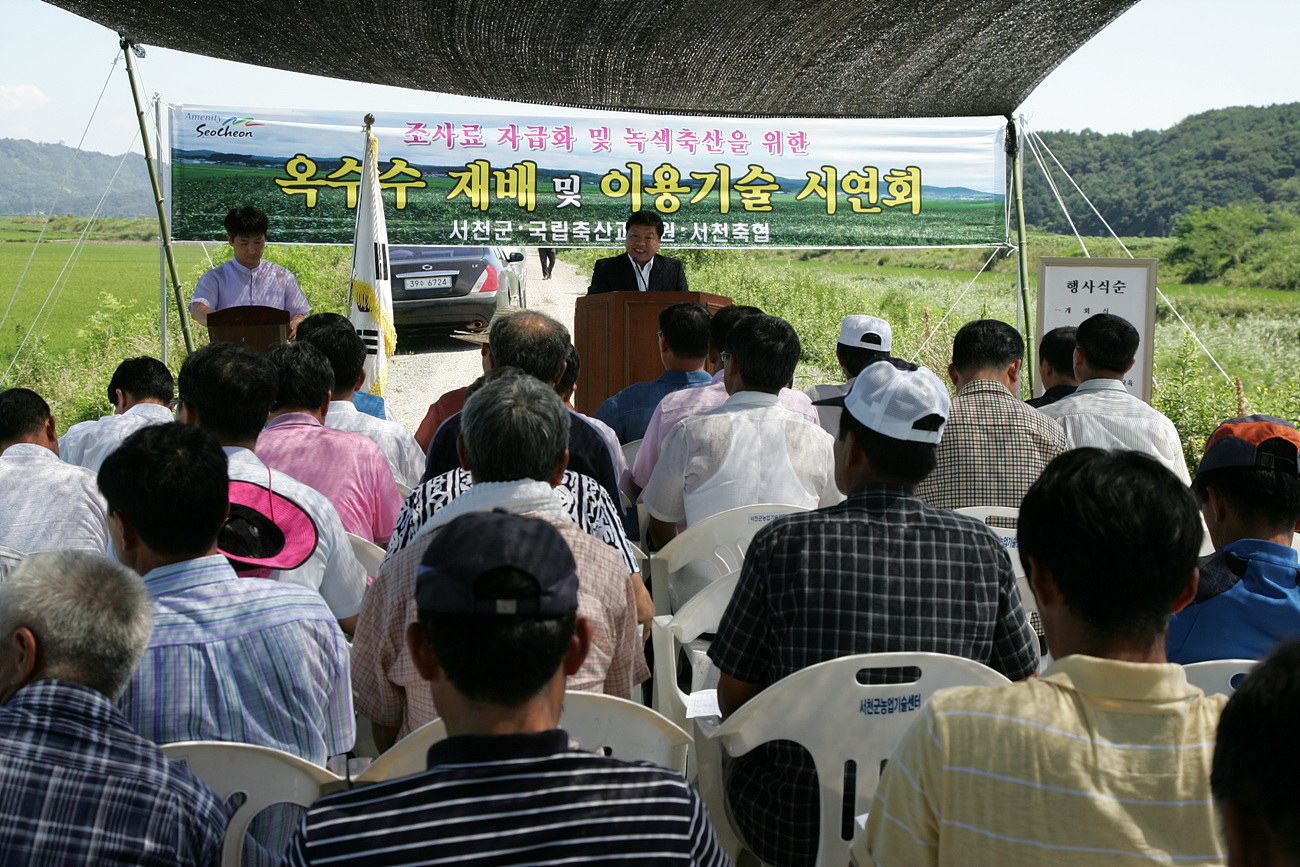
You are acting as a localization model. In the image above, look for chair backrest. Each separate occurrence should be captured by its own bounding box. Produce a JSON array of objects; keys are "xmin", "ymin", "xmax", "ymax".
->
[
  {"xmin": 1182, "ymin": 659, "xmax": 1257, "ymax": 696},
  {"xmin": 622, "ymin": 438, "xmax": 643, "ymax": 469},
  {"xmin": 350, "ymin": 716, "xmax": 449, "ymax": 786},
  {"xmin": 561, "ymin": 692, "xmax": 693, "ymax": 774},
  {"xmin": 649, "ymin": 503, "xmax": 808, "ymax": 615},
  {"xmin": 651, "ymin": 570, "xmax": 741, "ymax": 728},
  {"xmin": 352, "ymin": 692, "xmax": 692, "ymax": 788},
  {"xmin": 345, "ymin": 532, "xmax": 385, "ymax": 577},
  {"xmin": 952, "ymin": 505, "xmax": 1038, "ymax": 628},
  {"xmin": 697, "ymin": 652, "xmax": 1009, "ymax": 866},
  {"xmin": 396, "ymin": 481, "xmax": 412, "ymax": 500},
  {"xmin": 161, "ymin": 741, "xmax": 347, "ymax": 867}
]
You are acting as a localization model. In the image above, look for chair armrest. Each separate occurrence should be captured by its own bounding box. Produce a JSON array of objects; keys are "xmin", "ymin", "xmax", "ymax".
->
[{"xmin": 692, "ymin": 715, "xmax": 746, "ymax": 862}]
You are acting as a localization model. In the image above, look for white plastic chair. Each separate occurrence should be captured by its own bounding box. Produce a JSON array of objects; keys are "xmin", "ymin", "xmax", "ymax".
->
[
  {"xmin": 396, "ymin": 481, "xmax": 412, "ymax": 500},
  {"xmin": 345, "ymin": 532, "xmax": 385, "ymax": 577},
  {"xmin": 953, "ymin": 506, "xmax": 1042, "ymax": 648},
  {"xmin": 1292, "ymin": 531, "xmax": 1299, "ymax": 552},
  {"xmin": 352, "ymin": 691, "xmax": 693, "ymax": 787},
  {"xmin": 1182, "ymin": 659, "xmax": 1257, "ymax": 695},
  {"xmin": 621, "ymin": 438, "xmax": 642, "ymax": 469},
  {"xmin": 161, "ymin": 741, "xmax": 347, "ymax": 867},
  {"xmin": 651, "ymin": 569, "xmax": 740, "ymax": 729},
  {"xmin": 648, "ymin": 503, "xmax": 808, "ymax": 615},
  {"xmin": 694, "ymin": 652, "xmax": 1010, "ymax": 866}
]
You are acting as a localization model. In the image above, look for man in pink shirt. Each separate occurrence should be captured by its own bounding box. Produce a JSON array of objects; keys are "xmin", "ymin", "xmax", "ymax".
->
[
  {"xmin": 258, "ymin": 342, "xmax": 402, "ymax": 547},
  {"xmin": 633, "ymin": 304, "xmax": 818, "ymax": 488}
]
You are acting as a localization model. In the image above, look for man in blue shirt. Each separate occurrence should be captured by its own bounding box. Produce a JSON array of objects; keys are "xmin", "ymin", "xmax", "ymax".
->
[
  {"xmin": 596, "ymin": 301, "xmax": 713, "ymax": 444},
  {"xmin": 0, "ymin": 549, "xmax": 226, "ymax": 865},
  {"xmin": 1167, "ymin": 415, "xmax": 1300, "ymax": 663}
]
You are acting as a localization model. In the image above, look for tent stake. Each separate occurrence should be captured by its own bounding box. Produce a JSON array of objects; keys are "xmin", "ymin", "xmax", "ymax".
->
[{"xmin": 121, "ymin": 35, "xmax": 194, "ymax": 355}]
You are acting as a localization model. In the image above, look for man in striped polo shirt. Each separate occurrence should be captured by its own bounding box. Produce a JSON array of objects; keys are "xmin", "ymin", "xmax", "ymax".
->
[
  {"xmin": 858, "ymin": 448, "xmax": 1228, "ymax": 866},
  {"xmin": 287, "ymin": 511, "xmax": 729, "ymax": 866}
]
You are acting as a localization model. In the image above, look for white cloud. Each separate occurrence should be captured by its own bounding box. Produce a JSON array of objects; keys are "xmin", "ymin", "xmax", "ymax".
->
[{"xmin": 0, "ymin": 84, "xmax": 50, "ymax": 112}]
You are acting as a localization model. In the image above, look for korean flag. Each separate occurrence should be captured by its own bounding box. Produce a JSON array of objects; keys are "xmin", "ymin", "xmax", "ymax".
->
[{"xmin": 349, "ymin": 123, "xmax": 396, "ymax": 397}]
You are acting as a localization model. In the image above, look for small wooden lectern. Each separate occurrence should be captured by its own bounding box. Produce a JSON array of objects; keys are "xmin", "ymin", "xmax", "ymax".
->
[
  {"xmin": 574, "ymin": 291, "xmax": 732, "ymax": 417},
  {"xmin": 206, "ymin": 305, "xmax": 290, "ymax": 354}
]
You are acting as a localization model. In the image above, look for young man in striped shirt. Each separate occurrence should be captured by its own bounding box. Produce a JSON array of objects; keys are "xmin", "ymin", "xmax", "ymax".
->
[
  {"xmin": 858, "ymin": 448, "xmax": 1228, "ymax": 866},
  {"xmin": 288, "ymin": 510, "xmax": 729, "ymax": 866}
]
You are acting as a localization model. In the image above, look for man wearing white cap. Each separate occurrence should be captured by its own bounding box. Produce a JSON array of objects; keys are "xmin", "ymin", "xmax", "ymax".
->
[
  {"xmin": 709, "ymin": 359, "xmax": 1038, "ymax": 867},
  {"xmin": 805, "ymin": 314, "xmax": 896, "ymax": 434}
]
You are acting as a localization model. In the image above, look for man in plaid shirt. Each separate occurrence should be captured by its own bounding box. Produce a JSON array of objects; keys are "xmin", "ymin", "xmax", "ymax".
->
[
  {"xmin": 916, "ymin": 319, "xmax": 1066, "ymax": 510},
  {"xmin": 709, "ymin": 359, "xmax": 1039, "ymax": 867}
]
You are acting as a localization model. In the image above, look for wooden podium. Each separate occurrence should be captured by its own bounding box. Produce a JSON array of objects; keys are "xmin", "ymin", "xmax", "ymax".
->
[
  {"xmin": 574, "ymin": 291, "xmax": 732, "ymax": 416},
  {"xmin": 206, "ymin": 305, "xmax": 290, "ymax": 353}
]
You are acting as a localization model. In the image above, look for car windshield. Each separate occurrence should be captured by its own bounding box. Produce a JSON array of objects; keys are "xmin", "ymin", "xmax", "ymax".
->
[{"xmin": 390, "ymin": 246, "xmax": 489, "ymax": 260}]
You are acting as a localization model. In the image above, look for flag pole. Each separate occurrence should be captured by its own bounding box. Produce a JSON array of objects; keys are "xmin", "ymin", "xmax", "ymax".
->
[{"xmin": 347, "ymin": 113, "xmax": 376, "ymax": 311}]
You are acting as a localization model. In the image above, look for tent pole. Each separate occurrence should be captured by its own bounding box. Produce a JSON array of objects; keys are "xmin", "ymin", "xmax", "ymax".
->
[
  {"xmin": 1008, "ymin": 117, "xmax": 1034, "ymax": 396},
  {"xmin": 120, "ymin": 35, "xmax": 194, "ymax": 355}
]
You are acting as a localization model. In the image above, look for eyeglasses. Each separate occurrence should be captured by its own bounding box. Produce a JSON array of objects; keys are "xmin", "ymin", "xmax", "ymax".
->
[{"xmin": 719, "ymin": 351, "xmax": 732, "ymax": 361}]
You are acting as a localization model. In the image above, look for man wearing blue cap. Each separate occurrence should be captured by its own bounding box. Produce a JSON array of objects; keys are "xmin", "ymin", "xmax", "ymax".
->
[{"xmin": 287, "ymin": 510, "xmax": 729, "ymax": 866}]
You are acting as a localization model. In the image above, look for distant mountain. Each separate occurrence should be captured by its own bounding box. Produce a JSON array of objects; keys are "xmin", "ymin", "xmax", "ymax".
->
[
  {"xmin": 0, "ymin": 138, "xmax": 154, "ymax": 217},
  {"xmin": 1024, "ymin": 102, "xmax": 1300, "ymax": 236}
]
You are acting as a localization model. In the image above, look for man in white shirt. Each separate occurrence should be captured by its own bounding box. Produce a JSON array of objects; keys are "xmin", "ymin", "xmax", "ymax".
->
[
  {"xmin": 174, "ymin": 342, "xmax": 367, "ymax": 634},
  {"xmin": 642, "ymin": 314, "xmax": 840, "ymax": 550},
  {"xmin": 59, "ymin": 356, "xmax": 175, "ymax": 473},
  {"xmin": 188, "ymin": 206, "xmax": 310, "ymax": 337},
  {"xmin": 633, "ymin": 304, "xmax": 819, "ymax": 489},
  {"xmin": 1037, "ymin": 312, "xmax": 1190, "ymax": 483},
  {"xmin": 296, "ymin": 313, "xmax": 424, "ymax": 490},
  {"xmin": 0, "ymin": 388, "xmax": 109, "ymax": 555}
]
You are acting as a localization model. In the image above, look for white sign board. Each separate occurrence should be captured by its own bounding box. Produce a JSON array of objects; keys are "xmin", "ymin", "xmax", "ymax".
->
[{"xmin": 1036, "ymin": 257, "xmax": 1158, "ymax": 402}]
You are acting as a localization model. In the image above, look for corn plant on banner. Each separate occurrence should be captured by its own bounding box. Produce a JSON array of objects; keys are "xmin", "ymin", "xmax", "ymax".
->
[{"xmin": 168, "ymin": 105, "xmax": 1008, "ymax": 248}]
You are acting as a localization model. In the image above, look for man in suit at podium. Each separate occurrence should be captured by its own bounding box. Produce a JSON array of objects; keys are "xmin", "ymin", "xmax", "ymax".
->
[{"xmin": 586, "ymin": 210, "xmax": 689, "ymax": 295}]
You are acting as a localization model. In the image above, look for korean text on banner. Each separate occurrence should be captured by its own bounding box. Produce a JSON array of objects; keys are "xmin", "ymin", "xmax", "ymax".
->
[
  {"xmin": 168, "ymin": 106, "xmax": 1008, "ymax": 249},
  {"xmin": 349, "ymin": 128, "xmax": 396, "ymax": 397}
]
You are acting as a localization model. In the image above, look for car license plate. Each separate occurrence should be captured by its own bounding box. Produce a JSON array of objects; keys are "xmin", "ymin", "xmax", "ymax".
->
[{"xmin": 404, "ymin": 275, "xmax": 453, "ymax": 291}]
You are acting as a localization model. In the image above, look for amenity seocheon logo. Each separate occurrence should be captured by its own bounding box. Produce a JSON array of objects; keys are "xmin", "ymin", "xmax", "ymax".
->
[{"xmin": 190, "ymin": 116, "xmax": 264, "ymax": 139}]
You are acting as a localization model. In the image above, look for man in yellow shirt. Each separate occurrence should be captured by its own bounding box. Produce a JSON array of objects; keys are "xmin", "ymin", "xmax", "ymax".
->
[{"xmin": 857, "ymin": 448, "xmax": 1228, "ymax": 867}]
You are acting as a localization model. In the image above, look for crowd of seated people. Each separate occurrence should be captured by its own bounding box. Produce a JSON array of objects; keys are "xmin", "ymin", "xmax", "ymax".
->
[{"xmin": 0, "ymin": 302, "xmax": 1296, "ymax": 867}]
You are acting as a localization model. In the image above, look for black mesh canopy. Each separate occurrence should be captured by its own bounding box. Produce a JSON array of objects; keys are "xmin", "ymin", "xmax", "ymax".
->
[{"xmin": 47, "ymin": 0, "xmax": 1138, "ymax": 118}]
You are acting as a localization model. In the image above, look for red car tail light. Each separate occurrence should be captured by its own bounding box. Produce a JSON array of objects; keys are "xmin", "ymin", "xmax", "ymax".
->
[{"xmin": 472, "ymin": 264, "xmax": 499, "ymax": 293}]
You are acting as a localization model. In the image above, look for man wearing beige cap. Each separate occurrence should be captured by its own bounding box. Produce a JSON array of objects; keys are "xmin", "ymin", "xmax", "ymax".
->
[
  {"xmin": 805, "ymin": 314, "xmax": 896, "ymax": 434},
  {"xmin": 710, "ymin": 359, "xmax": 1038, "ymax": 867}
]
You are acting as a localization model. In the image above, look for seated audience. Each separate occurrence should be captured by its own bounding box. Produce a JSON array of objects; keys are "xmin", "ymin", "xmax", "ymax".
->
[
  {"xmin": 805, "ymin": 313, "xmax": 894, "ymax": 434},
  {"xmin": 59, "ymin": 355, "xmax": 174, "ymax": 471},
  {"xmin": 642, "ymin": 313, "xmax": 840, "ymax": 549},
  {"xmin": 354, "ymin": 374, "xmax": 649, "ymax": 752},
  {"xmin": 287, "ymin": 511, "xmax": 727, "ymax": 866},
  {"xmin": 257, "ymin": 341, "xmax": 402, "ymax": 547},
  {"xmin": 101, "ymin": 422, "xmax": 354, "ymax": 862},
  {"xmin": 1025, "ymin": 325, "xmax": 1079, "ymax": 408},
  {"xmin": 916, "ymin": 319, "xmax": 1065, "ymax": 509},
  {"xmin": 857, "ymin": 449, "xmax": 1224, "ymax": 866},
  {"xmin": 1211, "ymin": 639, "xmax": 1300, "ymax": 867},
  {"xmin": 388, "ymin": 368, "xmax": 642, "ymax": 581},
  {"xmin": 0, "ymin": 550, "xmax": 226, "ymax": 866},
  {"xmin": 296, "ymin": 313, "xmax": 424, "ymax": 489},
  {"xmin": 412, "ymin": 305, "xmax": 522, "ymax": 451},
  {"xmin": 557, "ymin": 342, "xmax": 581, "ymax": 407},
  {"xmin": 1167, "ymin": 415, "xmax": 1300, "ymax": 663},
  {"xmin": 633, "ymin": 304, "xmax": 818, "ymax": 487},
  {"xmin": 1037, "ymin": 312, "xmax": 1191, "ymax": 482},
  {"xmin": 596, "ymin": 301, "xmax": 713, "ymax": 444},
  {"xmin": 0, "ymin": 387, "xmax": 109, "ymax": 554},
  {"xmin": 422, "ymin": 311, "xmax": 622, "ymax": 507},
  {"xmin": 175, "ymin": 342, "xmax": 367, "ymax": 632},
  {"xmin": 712, "ymin": 361, "xmax": 1038, "ymax": 867}
]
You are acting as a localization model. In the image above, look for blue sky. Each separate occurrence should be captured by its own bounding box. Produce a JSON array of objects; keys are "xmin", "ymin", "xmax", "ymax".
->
[{"xmin": 2, "ymin": 0, "xmax": 1297, "ymax": 157}]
